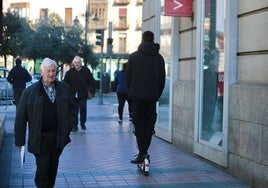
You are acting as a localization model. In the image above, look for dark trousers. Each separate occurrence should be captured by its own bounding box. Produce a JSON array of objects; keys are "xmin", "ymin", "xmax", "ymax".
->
[
  {"xmin": 74, "ymin": 98, "xmax": 87, "ymax": 127},
  {"xmin": 13, "ymin": 89, "xmax": 23, "ymax": 107},
  {"xmin": 116, "ymin": 93, "xmax": 132, "ymax": 120},
  {"xmin": 132, "ymin": 100, "xmax": 157, "ymax": 155},
  {"xmin": 34, "ymin": 132, "xmax": 63, "ymax": 188}
]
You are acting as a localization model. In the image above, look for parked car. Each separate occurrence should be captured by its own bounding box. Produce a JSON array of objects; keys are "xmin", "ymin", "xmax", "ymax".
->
[{"xmin": 0, "ymin": 66, "xmax": 13, "ymax": 100}]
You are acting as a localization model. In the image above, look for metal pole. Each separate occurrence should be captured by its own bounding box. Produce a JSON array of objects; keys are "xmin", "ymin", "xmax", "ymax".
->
[
  {"xmin": 85, "ymin": 3, "xmax": 89, "ymax": 46},
  {"xmin": 108, "ymin": 22, "xmax": 113, "ymax": 91},
  {"xmin": 84, "ymin": 2, "xmax": 90, "ymax": 66},
  {"xmin": 98, "ymin": 45, "xmax": 104, "ymax": 105}
]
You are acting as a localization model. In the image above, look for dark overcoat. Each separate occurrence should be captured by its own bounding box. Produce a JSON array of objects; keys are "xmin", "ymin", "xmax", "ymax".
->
[{"xmin": 14, "ymin": 80, "xmax": 75, "ymax": 154}]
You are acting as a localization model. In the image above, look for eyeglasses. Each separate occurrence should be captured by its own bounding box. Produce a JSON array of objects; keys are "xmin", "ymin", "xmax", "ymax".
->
[{"xmin": 73, "ymin": 61, "xmax": 81, "ymax": 64}]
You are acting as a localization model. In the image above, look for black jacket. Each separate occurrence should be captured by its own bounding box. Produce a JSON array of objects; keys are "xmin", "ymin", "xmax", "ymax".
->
[
  {"xmin": 63, "ymin": 66, "xmax": 96, "ymax": 99},
  {"xmin": 127, "ymin": 41, "xmax": 166, "ymax": 101},
  {"xmin": 7, "ymin": 65, "xmax": 32, "ymax": 90},
  {"xmin": 14, "ymin": 80, "xmax": 75, "ymax": 154}
]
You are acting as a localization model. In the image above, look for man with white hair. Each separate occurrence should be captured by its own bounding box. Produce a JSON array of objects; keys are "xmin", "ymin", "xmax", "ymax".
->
[
  {"xmin": 64, "ymin": 55, "xmax": 96, "ymax": 131},
  {"xmin": 14, "ymin": 58, "xmax": 75, "ymax": 188}
]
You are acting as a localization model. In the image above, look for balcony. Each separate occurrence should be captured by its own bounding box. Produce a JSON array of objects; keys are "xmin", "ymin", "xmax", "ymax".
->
[
  {"xmin": 113, "ymin": 0, "xmax": 130, "ymax": 6},
  {"xmin": 135, "ymin": 19, "xmax": 142, "ymax": 31},
  {"xmin": 118, "ymin": 46, "xmax": 127, "ymax": 53},
  {"xmin": 136, "ymin": 0, "xmax": 143, "ymax": 6},
  {"xmin": 88, "ymin": 16, "xmax": 107, "ymax": 31},
  {"xmin": 113, "ymin": 21, "xmax": 129, "ymax": 31}
]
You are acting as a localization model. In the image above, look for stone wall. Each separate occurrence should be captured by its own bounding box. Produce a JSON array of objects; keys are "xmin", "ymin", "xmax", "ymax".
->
[
  {"xmin": 172, "ymin": 81, "xmax": 195, "ymax": 153},
  {"xmin": 171, "ymin": 0, "xmax": 197, "ymax": 153},
  {"xmin": 228, "ymin": 85, "xmax": 268, "ymax": 187},
  {"xmin": 229, "ymin": 1, "xmax": 268, "ymax": 186}
]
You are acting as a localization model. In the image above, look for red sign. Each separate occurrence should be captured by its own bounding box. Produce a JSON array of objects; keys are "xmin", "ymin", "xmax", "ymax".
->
[
  {"xmin": 164, "ymin": 0, "xmax": 192, "ymax": 17},
  {"xmin": 218, "ymin": 72, "xmax": 224, "ymax": 96}
]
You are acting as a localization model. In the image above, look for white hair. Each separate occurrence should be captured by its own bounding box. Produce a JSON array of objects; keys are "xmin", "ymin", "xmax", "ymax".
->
[
  {"xmin": 72, "ymin": 56, "xmax": 82, "ymax": 64},
  {"xmin": 40, "ymin": 58, "xmax": 57, "ymax": 71}
]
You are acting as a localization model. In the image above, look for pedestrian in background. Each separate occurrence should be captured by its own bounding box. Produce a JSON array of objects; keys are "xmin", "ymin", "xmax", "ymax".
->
[
  {"xmin": 7, "ymin": 58, "xmax": 32, "ymax": 107},
  {"xmin": 63, "ymin": 56, "xmax": 96, "ymax": 131},
  {"xmin": 114, "ymin": 62, "xmax": 132, "ymax": 124},
  {"xmin": 127, "ymin": 30, "xmax": 166, "ymax": 164},
  {"xmin": 14, "ymin": 58, "xmax": 75, "ymax": 188}
]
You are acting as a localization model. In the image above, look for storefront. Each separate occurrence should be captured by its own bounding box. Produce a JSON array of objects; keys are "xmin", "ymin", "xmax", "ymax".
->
[{"xmin": 142, "ymin": 0, "xmax": 268, "ymax": 187}]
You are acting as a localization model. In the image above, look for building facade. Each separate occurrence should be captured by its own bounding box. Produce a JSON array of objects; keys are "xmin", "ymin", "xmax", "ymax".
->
[
  {"xmin": 142, "ymin": 0, "xmax": 268, "ymax": 187},
  {"xmin": 2, "ymin": 0, "xmax": 143, "ymax": 80},
  {"xmin": 3, "ymin": 0, "xmax": 268, "ymax": 186}
]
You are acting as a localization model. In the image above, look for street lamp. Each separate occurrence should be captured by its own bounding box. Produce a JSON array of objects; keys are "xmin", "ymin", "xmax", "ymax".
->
[
  {"xmin": 85, "ymin": 2, "xmax": 103, "ymax": 104},
  {"xmin": 85, "ymin": 3, "xmax": 99, "ymax": 47},
  {"xmin": 84, "ymin": 2, "xmax": 104, "ymax": 104},
  {"xmin": 95, "ymin": 29, "xmax": 104, "ymax": 105},
  {"xmin": 93, "ymin": 13, "xmax": 99, "ymax": 22}
]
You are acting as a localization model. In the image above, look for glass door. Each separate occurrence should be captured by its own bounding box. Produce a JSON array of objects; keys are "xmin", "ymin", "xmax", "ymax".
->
[
  {"xmin": 194, "ymin": 0, "xmax": 228, "ymax": 167},
  {"xmin": 201, "ymin": 0, "xmax": 225, "ymax": 146},
  {"xmin": 154, "ymin": 1, "xmax": 172, "ymax": 142}
]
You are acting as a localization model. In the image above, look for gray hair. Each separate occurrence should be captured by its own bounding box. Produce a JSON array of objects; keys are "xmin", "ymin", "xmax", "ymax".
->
[
  {"xmin": 40, "ymin": 58, "xmax": 57, "ymax": 71},
  {"xmin": 72, "ymin": 56, "xmax": 82, "ymax": 64}
]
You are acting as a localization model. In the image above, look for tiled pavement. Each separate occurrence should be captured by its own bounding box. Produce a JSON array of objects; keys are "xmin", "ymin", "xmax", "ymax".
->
[{"xmin": 0, "ymin": 93, "xmax": 249, "ymax": 188}]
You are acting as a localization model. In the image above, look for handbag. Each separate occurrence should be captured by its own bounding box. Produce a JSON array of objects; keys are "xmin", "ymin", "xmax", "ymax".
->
[
  {"xmin": 76, "ymin": 71, "xmax": 94, "ymax": 100},
  {"xmin": 87, "ymin": 89, "xmax": 93, "ymax": 99}
]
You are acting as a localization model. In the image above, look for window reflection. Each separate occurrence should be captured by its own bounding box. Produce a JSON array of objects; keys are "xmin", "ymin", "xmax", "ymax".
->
[
  {"xmin": 201, "ymin": 0, "xmax": 225, "ymax": 147},
  {"xmin": 159, "ymin": 11, "xmax": 171, "ymax": 108},
  {"xmin": 156, "ymin": 8, "xmax": 171, "ymax": 132}
]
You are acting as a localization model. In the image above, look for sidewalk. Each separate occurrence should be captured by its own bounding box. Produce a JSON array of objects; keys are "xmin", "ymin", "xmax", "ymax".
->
[{"xmin": 0, "ymin": 93, "xmax": 249, "ymax": 187}]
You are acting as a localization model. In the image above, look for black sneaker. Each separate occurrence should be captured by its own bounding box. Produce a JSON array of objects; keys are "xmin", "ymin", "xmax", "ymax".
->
[
  {"xmin": 81, "ymin": 123, "xmax": 86, "ymax": 130},
  {"xmin": 130, "ymin": 154, "xmax": 145, "ymax": 164}
]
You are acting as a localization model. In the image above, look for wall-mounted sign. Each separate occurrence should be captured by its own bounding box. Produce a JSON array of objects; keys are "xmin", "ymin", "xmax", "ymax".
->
[{"xmin": 164, "ymin": 0, "xmax": 192, "ymax": 17}]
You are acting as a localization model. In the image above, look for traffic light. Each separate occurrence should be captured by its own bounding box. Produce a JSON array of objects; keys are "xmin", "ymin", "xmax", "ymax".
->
[
  {"xmin": 95, "ymin": 29, "xmax": 104, "ymax": 47},
  {"xmin": 107, "ymin": 38, "xmax": 113, "ymax": 55},
  {"xmin": 107, "ymin": 38, "xmax": 113, "ymax": 45}
]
